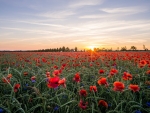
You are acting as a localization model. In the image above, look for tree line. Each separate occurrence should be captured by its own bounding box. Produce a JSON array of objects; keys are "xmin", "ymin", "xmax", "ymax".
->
[
  {"xmin": 0, "ymin": 45, "xmax": 148, "ymax": 52},
  {"xmin": 35, "ymin": 46, "xmax": 78, "ymax": 52}
]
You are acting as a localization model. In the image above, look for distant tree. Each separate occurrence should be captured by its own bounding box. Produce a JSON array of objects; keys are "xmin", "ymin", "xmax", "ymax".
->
[
  {"xmin": 65, "ymin": 47, "xmax": 70, "ymax": 52},
  {"xmin": 117, "ymin": 47, "xmax": 119, "ymax": 51},
  {"xmin": 143, "ymin": 45, "xmax": 145, "ymax": 50},
  {"xmin": 120, "ymin": 46, "xmax": 127, "ymax": 51},
  {"xmin": 62, "ymin": 46, "xmax": 65, "ymax": 52},
  {"xmin": 108, "ymin": 48, "xmax": 112, "ymax": 51},
  {"xmin": 75, "ymin": 47, "xmax": 78, "ymax": 52},
  {"xmin": 93, "ymin": 48, "xmax": 100, "ymax": 52},
  {"xmin": 102, "ymin": 48, "xmax": 106, "ymax": 51},
  {"xmin": 130, "ymin": 46, "xmax": 137, "ymax": 51},
  {"xmin": 59, "ymin": 47, "xmax": 62, "ymax": 52},
  {"xmin": 143, "ymin": 45, "xmax": 148, "ymax": 51}
]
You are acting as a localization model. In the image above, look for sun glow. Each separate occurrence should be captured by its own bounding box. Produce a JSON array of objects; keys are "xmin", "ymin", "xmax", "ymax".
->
[{"xmin": 87, "ymin": 45, "xmax": 97, "ymax": 51}]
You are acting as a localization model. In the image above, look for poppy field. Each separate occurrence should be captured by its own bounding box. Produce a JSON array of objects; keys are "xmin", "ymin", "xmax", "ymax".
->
[{"xmin": 0, "ymin": 51, "xmax": 150, "ymax": 113}]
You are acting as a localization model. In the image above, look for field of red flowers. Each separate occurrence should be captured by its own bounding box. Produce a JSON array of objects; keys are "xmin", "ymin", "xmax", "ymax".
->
[{"xmin": 0, "ymin": 51, "xmax": 150, "ymax": 113}]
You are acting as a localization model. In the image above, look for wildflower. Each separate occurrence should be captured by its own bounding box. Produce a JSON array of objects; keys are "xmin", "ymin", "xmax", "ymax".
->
[
  {"xmin": 109, "ymin": 68, "xmax": 118, "ymax": 76},
  {"xmin": 73, "ymin": 73, "xmax": 80, "ymax": 82},
  {"xmin": 128, "ymin": 84, "xmax": 140, "ymax": 92},
  {"xmin": 139, "ymin": 60, "xmax": 147, "ymax": 66},
  {"xmin": 53, "ymin": 65, "xmax": 58, "ymax": 69},
  {"xmin": 46, "ymin": 72, "xmax": 50, "ymax": 77},
  {"xmin": 113, "ymin": 81, "xmax": 125, "ymax": 92},
  {"xmin": 7, "ymin": 74, "xmax": 12, "ymax": 79},
  {"xmin": 2, "ymin": 74, "xmax": 12, "ymax": 84},
  {"xmin": 146, "ymin": 70, "xmax": 150, "ymax": 75},
  {"xmin": 90, "ymin": 86, "xmax": 97, "ymax": 92},
  {"xmin": 122, "ymin": 72, "xmax": 132, "ymax": 80},
  {"xmin": 62, "ymin": 63, "xmax": 67, "ymax": 67},
  {"xmin": 52, "ymin": 70, "xmax": 61, "ymax": 77},
  {"xmin": 54, "ymin": 106, "xmax": 59, "ymax": 111},
  {"xmin": 135, "ymin": 110, "xmax": 142, "ymax": 113},
  {"xmin": 42, "ymin": 58, "xmax": 47, "ymax": 63},
  {"xmin": 58, "ymin": 78, "xmax": 66, "ymax": 88},
  {"xmin": 78, "ymin": 100, "xmax": 88, "ymax": 110},
  {"xmin": 47, "ymin": 77, "xmax": 60, "ymax": 88},
  {"xmin": 0, "ymin": 108, "xmax": 4, "ymax": 113},
  {"xmin": 97, "ymin": 77, "xmax": 109, "ymax": 87},
  {"xmin": 14, "ymin": 84, "xmax": 20, "ymax": 92},
  {"xmin": 79, "ymin": 89, "xmax": 87, "ymax": 97},
  {"xmin": 146, "ymin": 102, "xmax": 150, "ymax": 107},
  {"xmin": 23, "ymin": 72, "xmax": 28, "ymax": 76},
  {"xmin": 99, "ymin": 69, "xmax": 105, "ymax": 74},
  {"xmin": 2, "ymin": 77, "xmax": 10, "ymax": 84},
  {"xmin": 98, "ymin": 100, "xmax": 108, "ymax": 108},
  {"xmin": 31, "ymin": 76, "xmax": 36, "ymax": 83}
]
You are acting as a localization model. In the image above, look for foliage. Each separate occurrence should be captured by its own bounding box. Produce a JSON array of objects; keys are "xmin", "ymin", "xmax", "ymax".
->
[{"xmin": 0, "ymin": 51, "xmax": 150, "ymax": 113}]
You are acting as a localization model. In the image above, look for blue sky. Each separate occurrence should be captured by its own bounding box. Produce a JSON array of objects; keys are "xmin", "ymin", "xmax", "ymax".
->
[{"xmin": 0, "ymin": 0, "xmax": 150, "ymax": 50}]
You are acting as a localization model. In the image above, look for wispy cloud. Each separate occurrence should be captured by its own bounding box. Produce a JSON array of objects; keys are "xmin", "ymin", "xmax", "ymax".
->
[
  {"xmin": 0, "ymin": 27, "xmax": 59, "ymax": 35},
  {"xmin": 69, "ymin": 0, "xmax": 104, "ymax": 8},
  {"xmin": 80, "ymin": 6, "xmax": 148, "ymax": 19},
  {"xmin": 37, "ymin": 10, "xmax": 75, "ymax": 19},
  {"xmin": 72, "ymin": 39, "xmax": 86, "ymax": 42},
  {"xmin": 101, "ymin": 6, "xmax": 148, "ymax": 14}
]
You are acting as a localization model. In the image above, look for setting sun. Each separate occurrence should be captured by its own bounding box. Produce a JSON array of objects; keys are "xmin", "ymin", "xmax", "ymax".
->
[{"xmin": 87, "ymin": 46, "xmax": 97, "ymax": 51}]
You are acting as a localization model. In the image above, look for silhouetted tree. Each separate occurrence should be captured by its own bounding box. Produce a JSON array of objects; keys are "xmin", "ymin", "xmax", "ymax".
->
[
  {"xmin": 75, "ymin": 47, "xmax": 78, "ymax": 52},
  {"xmin": 62, "ymin": 46, "xmax": 65, "ymax": 52},
  {"xmin": 130, "ymin": 46, "xmax": 137, "ymax": 51},
  {"xmin": 65, "ymin": 47, "xmax": 70, "ymax": 52},
  {"xmin": 120, "ymin": 46, "xmax": 127, "ymax": 51}
]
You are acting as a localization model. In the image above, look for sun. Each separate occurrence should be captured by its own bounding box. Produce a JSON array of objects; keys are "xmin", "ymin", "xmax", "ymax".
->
[{"xmin": 87, "ymin": 46, "xmax": 96, "ymax": 51}]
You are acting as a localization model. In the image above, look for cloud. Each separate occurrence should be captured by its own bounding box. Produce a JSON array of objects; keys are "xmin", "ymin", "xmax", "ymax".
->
[
  {"xmin": 0, "ymin": 27, "xmax": 59, "ymax": 35},
  {"xmin": 69, "ymin": 0, "xmax": 104, "ymax": 8},
  {"xmin": 80, "ymin": 14, "xmax": 110, "ymax": 19},
  {"xmin": 72, "ymin": 39, "xmax": 86, "ymax": 42},
  {"xmin": 37, "ymin": 10, "xmax": 75, "ymax": 19},
  {"xmin": 80, "ymin": 6, "xmax": 148, "ymax": 19},
  {"xmin": 101, "ymin": 6, "xmax": 148, "ymax": 14}
]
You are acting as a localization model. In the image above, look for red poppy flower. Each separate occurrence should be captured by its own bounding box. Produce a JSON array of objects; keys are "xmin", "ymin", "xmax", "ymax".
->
[
  {"xmin": 31, "ymin": 76, "xmax": 36, "ymax": 82},
  {"xmin": 90, "ymin": 86, "xmax": 97, "ymax": 92},
  {"xmin": 122, "ymin": 72, "xmax": 132, "ymax": 80},
  {"xmin": 47, "ymin": 76, "xmax": 60, "ymax": 88},
  {"xmin": 52, "ymin": 70, "xmax": 61, "ymax": 77},
  {"xmin": 42, "ymin": 58, "xmax": 47, "ymax": 63},
  {"xmin": 109, "ymin": 68, "xmax": 118, "ymax": 76},
  {"xmin": 7, "ymin": 74, "xmax": 12, "ymax": 79},
  {"xmin": 53, "ymin": 65, "xmax": 58, "ymax": 69},
  {"xmin": 99, "ymin": 69, "xmax": 105, "ymax": 74},
  {"xmin": 2, "ymin": 74, "xmax": 12, "ymax": 83},
  {"xmin": 98, "ymin": 100, "xmax": 108, "ymax": 108},
  {"xmin": 14, "ymin": 84, "xmax": 20, "ymax": 92},
  {"xmin": 113, "ymin": 81, "xmax": 125, "ymax": 92},
  {"xmin": 139, "ymin": 60, "xmax": 147, "ymax": 66},
  {"xmin": 97, "ymin": 77, "xmax": 109, "ymax": 87},
  {"xmin": 46, "ymin": 71, "xmax": 50, "ymax": 77},
  {"xmin": 62, "ymin": 63, "xmax": 67, "ymax": 67},
  {"xmin": 73, "ymin": 73, "xmax": 80, "ymax": 82},
  {"xmin": 145, "ymin": 81, "xmax": 150, "ymax": 85},
  {"xmin": 2, "ymin": 77, "xmax": 10, "ymax": 84},
  {"xmin": 138, "ymin": 60, "xmax": 147, "ymax": 68},
  {"xmin": 146, "ymin": 70, "xmax": 150, "ymax": 75},
  {"xmin": 78, "ymin": 100, "xmax": 88, "ymax": 110},
  {"xmin": 79, "ymin": 89, "xmax": 87, "ymax": 97},
  {"xmin": 58, "ymin": 78, "xmax": 66, "ymax": 88},
  {"xmin": 110, "ymin": 68, "xmax": 118, "ymax": 73},
  {"xmin": 128, "ymin": 84, "xmax": 140, "ymax": 92},
  {"xmin": 23, "ymin": 72, "xmax": 28, "ymax": 76}
]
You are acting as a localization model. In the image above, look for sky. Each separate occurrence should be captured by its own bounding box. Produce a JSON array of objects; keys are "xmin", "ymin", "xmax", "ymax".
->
[{"xmin": 0, "ymin": 0, "xmax": 150, "ymax": 50}]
